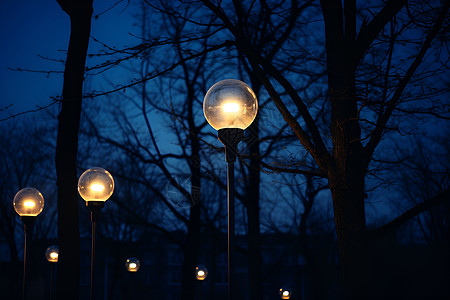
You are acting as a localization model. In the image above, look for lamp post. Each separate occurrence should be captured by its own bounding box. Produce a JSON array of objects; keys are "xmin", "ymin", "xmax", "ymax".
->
[
  {"xmin": 195, "ymin": 265, "xmax": 208, "ymax": 300},
  {"xmin": 78, "ymin": 167, "xmax": 114, "ymax": 300},
  {"xmin": 195, "ymin": 265, "xmax": 208, "ymax": 281},
  {"xmin": 125, "ymin": 257, "xmax": 140, "ymax": 299},
  {"xmin": 279, "ymin": 288, "xmax": 292, "ymax": 299},
  {"xmin": 203, "ymin": 79, "xmax": 258, "ymax": 300},
  {"xmin": 45, "ymin": 245, "xmax": 59, "ymax": 300},
  {"xmin": 125, "ymin": 257, "xmax": 140, "ymax": 273},
  {"xmin": 13, "ymin": 187, "xmax": 45, "ymax": 300}
]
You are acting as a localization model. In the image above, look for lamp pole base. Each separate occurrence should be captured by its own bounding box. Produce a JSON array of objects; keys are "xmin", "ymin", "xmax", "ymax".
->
[
  {"xmin": 217, "ymin": 128, "xmax": 244, "ymax": 300},
  {"xmin": 86, "ymin": 201, "xmax": 104, "ymax": 300},
  {"xmin": 20, "ymin": 216, "xmax": 36, "ymax": 300}
]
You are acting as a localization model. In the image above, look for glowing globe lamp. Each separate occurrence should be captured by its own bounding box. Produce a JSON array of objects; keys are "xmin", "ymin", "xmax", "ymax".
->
[
  {"xmin": 203, "ymin": 79, "xmax": 258, "ymax": 130},
  {"xmin": 13, "ymin": 187, "xmax": 44, "ymax": 217},
  {"xmin": 78, "ymin": 167, "xmax": 114, "ymax": 203},
  {"xmin": 45, "ymin": 245, "xmax": 59, "ymax": 263},
  {"xmin": 195, "ymin": 265, "xmax": 208, "ymax": 281},
  {"xmin": 125, "ymin": 257, "xmax": 140, "ymax": 272},
  {"xmin": 279, "ymin": 288, "xmax": 291, "ymax": 299}
]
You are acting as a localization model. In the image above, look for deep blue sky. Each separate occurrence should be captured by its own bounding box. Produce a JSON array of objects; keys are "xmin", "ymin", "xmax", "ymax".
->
[{"xmin": 0, "ymin": 0, "xmax": 138, "ymax": 119}]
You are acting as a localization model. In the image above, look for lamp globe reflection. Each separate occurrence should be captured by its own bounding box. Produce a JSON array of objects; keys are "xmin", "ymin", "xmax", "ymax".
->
[
  {"xmin": 78, "ymin": 167, "xmax": 114, "ymax": 202},
  {"xmin": 203, "ymin": 79, "xmax": 258, "ymax": 130},
  {"xmin": 195, "ymin": 265, "xmax": 208, "ymax": 281},
  {"xmin": 279, "ymin": 288, "xmax": 291, "ymax": 299},
  {"xmin": 13, "ymin": 187, "xmax": 44, "ymax": 217},
  {"xmin": 125, "ymin": 257, "xmax": 140, "ymax": 272},
  {"xmin": 45, "ymin": 245, "xmax": 59, "ymax": 263}
]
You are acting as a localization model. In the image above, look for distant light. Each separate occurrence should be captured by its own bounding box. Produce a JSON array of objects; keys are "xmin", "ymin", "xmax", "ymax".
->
[
  {"xmin": 195, "ymin": 265, "xmax": 208, "ymax": 280},
  {"xmin": 125, "ymin": 257, "xmax": 140, "ymax": 272},
  {"xmin": 222, "ymin": 102, "xmax": 240, "ymax": 113},
  {"xmin": 45, "ymin": 245, "xmax": 59, "ymax": 263},
  {"xmin": 279, "ymin": 288, "xmax": 291, "ymax": 299}
]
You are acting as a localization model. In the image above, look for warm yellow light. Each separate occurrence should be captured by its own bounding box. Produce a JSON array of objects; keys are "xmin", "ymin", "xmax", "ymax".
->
[
  {"xmin": 90, "ymin": 183, "xmax": 105, "ymax": 192},
  {"xmin": 23, "ymin": 200, "xmax": 36, "ymax": 208},
  {"xmin": 125, "ymin": 257, "xmax": 140, "ymax": 272},
  {"xmin": 13, "ymin": 188, "xmax": 45, "ymax": 217},
  {"xmin": 195, "ymin": 265, "xmax": 208, "ymax": 280},
  {"xmin": 78, "ymin": 167, "xmax": 114, "ymax": 202},
  {"xmin": 280, "ymin": 289, "xmax": 291, "ymax": 299},
  {"xmin": 222, "ymin": 102, "xmax": 240, "ymax": 113},
  {"xmin": 203, "ymin": 79, "xmax": 258, "ymax": 130},
  {"xmin": 45, "ymin": 245, "xmax": 59, "ymax": 263}
]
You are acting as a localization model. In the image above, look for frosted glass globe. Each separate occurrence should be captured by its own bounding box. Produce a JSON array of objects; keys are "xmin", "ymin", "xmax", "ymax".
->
[
  {"xmin": 45, "ymin": 245, "xmax": 59, "ymax": 263},
  {"xmin": 203, "ymin": 79, "xmax": 258, "ymax": 130},
  {"xmin": 195, "ymin": 265, "xmax": 208, "ymax": 281},
  {"xmin": 78, "ymin": 167, "xmax": 114, "ymax": 202},
  {"xmin": 13, "ymin": 187, "xmax": 44, "ymax": 217},
  {"xmin": 125, "ymin": 257, "xmax": 140, "ymax": 272}
]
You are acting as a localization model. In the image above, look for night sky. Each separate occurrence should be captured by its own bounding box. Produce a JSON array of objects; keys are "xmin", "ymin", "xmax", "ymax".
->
[{"xmin": 0, "ymin": 0, "xmax": 137, "ymax": 118}]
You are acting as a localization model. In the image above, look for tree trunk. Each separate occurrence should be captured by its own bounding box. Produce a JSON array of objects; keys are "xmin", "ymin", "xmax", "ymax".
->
[
  {"xmin": 246, "ymin": 114, "xmax": 262, "ymax": 300},
  {"xmin": 327, "ymin": 44, "xmax": 368, "ymax": 300},
  {"xmin": 55, "ymin": 1, "xmax": 93, "ymax": 299},
  {"xmin": 320, "ymin": 1, "xmax": 368, "ymax": 297},
  {"xmin": 181, "ymin": 88, "xmax": 202, "ymax": 299}
]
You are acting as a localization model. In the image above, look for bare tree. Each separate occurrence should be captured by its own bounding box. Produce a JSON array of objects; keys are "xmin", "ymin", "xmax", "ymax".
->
[
  {"xmin": 54, "ymin": 0, "xmax": 94, "ymax": 298},
  {"xmin": 52, "ymin": 0, "xmax": 449, "ymax": 298}
]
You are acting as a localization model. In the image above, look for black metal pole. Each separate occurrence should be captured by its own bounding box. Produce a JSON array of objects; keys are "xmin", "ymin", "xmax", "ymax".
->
[
  {"xmin": 227, "ymin": 160, "xmax": 235, "ymax": 300},
  {"xmin": 87, "ymin": 201, "xmax": 104, "ymax": 300},
  {"xmin": 49, "ymin": 263, "xmax": 54, "ymax": 300},
  {"xmin": 218, "ymin": 128, "xmax": 243, "ymax": 300},
  {"xmin": 90, "ymin": 212, "xmax": 96, "ymax": 300},
  {"xmin": 130, "ymin": 273, "xmax": 134, "ymax": 299},
  {"xmin": 21, "ymin": 216, "xmax": 35, "ymax": 300},
  {"xmin": 22, "ymin": 225, "xmax": 28, "ymax": 300}
]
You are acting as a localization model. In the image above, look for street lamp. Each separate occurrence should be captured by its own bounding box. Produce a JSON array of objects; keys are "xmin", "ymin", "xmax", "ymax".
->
[
  {"xmin": 279, "ymin": 288, "xmax": 292, "ymax": 299},
  {"xmin": 45, "ymin": 245, "xmax": 59, "ymax": 263},
  {"xmin": 78, "ymin": 167, "xmax": 114, "ymax": 300},
  {"xmin": 13, "ymin": 187, "xmax": 45, "ymax": 300},
  {"xmin": 195, "ymin": 265, "xmax": 208, "ymax": 300},
  {"xmin": 125, "ymin": 257, "xmax": 140, "ymax": 272},
  {"xmin": 195, "ymin": 265, "xmax": 208, "ymax": 281},
  {"xmin": 125, "ymin": 258, "xmax": 140, "ymax": 298},
  {"xmin": 203, "ymin": 79, "xmax": 258, "ymax": 300},
  {"xmin": 45, "ymin": 245, "xmax": 59, "ymax": 300}
]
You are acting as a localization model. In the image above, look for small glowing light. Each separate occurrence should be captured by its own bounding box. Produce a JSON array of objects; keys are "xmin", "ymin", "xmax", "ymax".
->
[
  {"xmin": 195, "ymin": 265, "xmax": 208, "ymax": 280},
  {"xmin": 23, "ymin": 200, "xmax": 36, "ymax": 208},
  {"xmin": 90, "ymin": 184, "xmax": 105, "ymax": 192},
  {"xmin": 125, "ymin": 257, "xmax": 140, "ymax": 272},
  {"xmin": 45, "ymin": 245, "xmax": 59, "ymax": 263},
  {"xmin": 279, "ymin": 288, "xmax": 291, "ymax": 299},
  {"xmin": 222, "ymin": 102, "xmax": 240, "ymax": 113}
]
